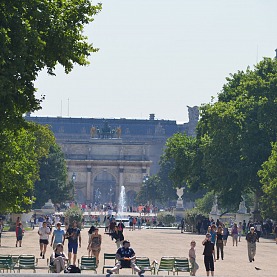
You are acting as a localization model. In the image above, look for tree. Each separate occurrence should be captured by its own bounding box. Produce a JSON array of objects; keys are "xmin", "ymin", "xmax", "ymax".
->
[
  {"xmin": 34, "ymin": 144, "xmax": 73, "ymax": 209},
  {"xmin": 0, "ymin": 0, "xmax": 102, "ymax": 129},
  {"xmin": 197, "ymin": 58, "xmax": 277, "ymax": 210},
  {"xmin": 258, "ymin": 142, "xmax": 277, "ymax": 220},
  {"xmin": 0, "ymin": 123, "xmax": 55, "ymax": 213},
  {"xmin": 163, "ymin": 133, "xmax": 198, "ymax": 188}
]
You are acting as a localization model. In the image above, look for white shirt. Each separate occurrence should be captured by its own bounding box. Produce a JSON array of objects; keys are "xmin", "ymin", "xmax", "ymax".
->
[{"xmin": 38, "ymin": 226, "xmax": 51, "ymax": 240}]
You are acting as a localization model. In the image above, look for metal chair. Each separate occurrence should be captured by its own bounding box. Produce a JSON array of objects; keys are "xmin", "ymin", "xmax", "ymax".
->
[
  {"xmin": 18, "ymin": 255, "xmax": 37, "ymax": 273},
  {"xmin": 102, "ymin": 253, "xmax": 116, "ymax": 274},
  {"xmin": 157, "ymin": 257, "xmax": 174, "ymax": 275},
  {"xmin": 174, "ymin": 257, "xmax": 191, "ymax": 275},
  {"xmin": 133, "ymin": 257, "xmax": 157, "ymax": 275},
  {"xmin": 78, "ymin": 255, "xmax": 97, "ymax": 273}
]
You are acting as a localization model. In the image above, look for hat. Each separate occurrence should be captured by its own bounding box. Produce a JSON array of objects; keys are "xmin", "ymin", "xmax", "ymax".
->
[
  {"xmin": 206, "ymin": 233, "xmax": 211, "ymax": 238},
  {"xmin": 250, "ymin": 227, "xmax": 255, "ymax": 230}
]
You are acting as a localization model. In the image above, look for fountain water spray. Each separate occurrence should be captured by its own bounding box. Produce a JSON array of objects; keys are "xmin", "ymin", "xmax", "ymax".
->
[{"xmin": 118, "ymin": 185, "xmax": 126, "ymax": 214}]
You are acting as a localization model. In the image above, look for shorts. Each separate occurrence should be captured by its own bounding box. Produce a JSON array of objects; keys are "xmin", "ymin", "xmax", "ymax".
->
[
  {"xmin": 17, "ymin": 236, "xmax": 23, "ymax": 241},
  {"xmin": 40, "ymin": 239, "xmax": 49, "ymax": 245},
  {"xmin": 68, "ymin": 242, "xmax": 78, "ymax": 254}
]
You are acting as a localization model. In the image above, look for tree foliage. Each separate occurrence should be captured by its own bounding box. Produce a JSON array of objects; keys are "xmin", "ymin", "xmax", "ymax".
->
[
  {"xmin": 258, "ymin": 142, "xmax": 277, "ymax": 220},
  {"xmin": 0, "ymin": 0, "xmax": 101, "ymax": 213},
  {"xmin": 34, "ymin": 143, "xmax": 73, "ymax": 209},
  {"xmin": 0, "ymin": 0, "xmax": 102, "ymax": 128},
  {"xmin": 197, "ymin": 58, "xmax": 277, "ymax": 209},
  {"xmin": 162, "ymin": 58, "xmax": 277, "ymax": 217},
  {"xmin": 0, "ymin": 123, "xmax": 55, "ymax": 213}
]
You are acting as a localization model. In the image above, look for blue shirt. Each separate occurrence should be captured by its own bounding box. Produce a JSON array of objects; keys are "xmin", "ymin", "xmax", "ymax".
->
[{"xmin": 53, "ymin": 229, "xmax": 65, "ymax": 243}]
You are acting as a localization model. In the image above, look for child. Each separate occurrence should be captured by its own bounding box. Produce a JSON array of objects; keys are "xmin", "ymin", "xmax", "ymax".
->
[
  {"xmin": 202, "ymin": 233, "xmax": 216, "ymax": 276},
  {"xmin": 16, "ymin": 222, "xmax": 24, "ymax": 247},
  {"xmin": 189, "ymin": 240, "xmax": 199, "ymax": 276}
]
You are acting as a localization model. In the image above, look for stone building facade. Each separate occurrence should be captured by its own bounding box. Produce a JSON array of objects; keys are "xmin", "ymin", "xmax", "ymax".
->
[{"xmin": 27, "ymin": 107, "xmax": 198, "ymax": 205}]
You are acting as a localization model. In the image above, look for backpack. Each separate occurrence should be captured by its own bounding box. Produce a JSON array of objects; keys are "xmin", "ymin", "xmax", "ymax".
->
[{"xmin": 64, "ymin": 265, "xmax": 81, "ymax": 273}]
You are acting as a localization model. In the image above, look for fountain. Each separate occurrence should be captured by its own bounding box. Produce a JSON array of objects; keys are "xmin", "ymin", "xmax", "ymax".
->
[{"xmin": 118, "ymin": 185, "xmax": 126, "ymax": 214}]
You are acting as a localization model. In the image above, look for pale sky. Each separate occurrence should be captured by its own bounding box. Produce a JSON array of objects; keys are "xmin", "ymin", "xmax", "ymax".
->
[{"xmin": 34, "ymin": 0, "xmax": 277, "ymax": 123}]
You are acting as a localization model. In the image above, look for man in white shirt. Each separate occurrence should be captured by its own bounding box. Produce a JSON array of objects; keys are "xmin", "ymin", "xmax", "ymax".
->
[{"xmin": 38, "ymin": 221, "xmax": 51, "ymax": 259}]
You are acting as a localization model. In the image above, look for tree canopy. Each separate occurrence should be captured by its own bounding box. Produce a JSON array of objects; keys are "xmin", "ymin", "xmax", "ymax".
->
[
  {"xmin": 0, "ymin": 123, "xmax": 55, "ymax": 213},
  {"xmin": 162, "ymin": 57, "xmax": 277, "ymax": 216},
  {"xmin": 0, "ymin": 0, "xmax": 102, "ymax": 128},
  {"xmin": 34, "ymin": 143, "xmax": 73, "ymax": 209},
  {"xmin": 0, "ymin": 0, "xmax": 101, "ymax": 213}
]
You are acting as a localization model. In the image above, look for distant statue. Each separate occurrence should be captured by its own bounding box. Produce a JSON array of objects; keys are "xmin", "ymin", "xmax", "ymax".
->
[
  {"xmin": 187, "ymin": 106, "xmax": 199, "ymax": 123},
  {"xmin": 116, "ymin": 127, "xmax": 122, "ymax": 138},
  {"xmin": 90, "ymin": 126, "xmax": 96, "ymax": 138}
]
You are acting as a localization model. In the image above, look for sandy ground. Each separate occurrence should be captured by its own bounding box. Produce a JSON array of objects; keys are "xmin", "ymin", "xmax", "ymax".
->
[{"xmin": 0, "ymin": 226, "xmax": 276, "ymax": 276}]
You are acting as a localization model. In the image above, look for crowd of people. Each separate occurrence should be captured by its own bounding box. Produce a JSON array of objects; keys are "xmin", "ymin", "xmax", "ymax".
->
[{"xmin": 2, "ymin": 213, "xmax": 277, "ymax": 276}]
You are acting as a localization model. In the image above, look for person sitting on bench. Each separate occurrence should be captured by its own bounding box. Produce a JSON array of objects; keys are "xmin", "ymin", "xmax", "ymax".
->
[{"xmin": 106, "ymin": 240, "xmax": 144, "ymax": 276}]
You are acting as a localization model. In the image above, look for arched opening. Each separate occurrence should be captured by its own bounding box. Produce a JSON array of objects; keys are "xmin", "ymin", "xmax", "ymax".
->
[
  {"xmin": 126, "ymin": 190, "xmax": 137, "ymax": 208},
  {"xmin": 92, "ymin": 171, "xmax": 116, "ymax": 205}
]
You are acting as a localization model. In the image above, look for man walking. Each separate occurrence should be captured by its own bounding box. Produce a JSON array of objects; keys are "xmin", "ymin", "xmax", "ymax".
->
[
  {"xmin": 246, "ymin": 226, "xmax": 258, "ymax": 262},
  {"xmin": 38, "ymin": 221, "xmax": 51, "ymax": 259},
  {"xmin": 65, "ymin": 220, "xmax": 81, "ymax": 265},
  {"xmin": 51, "ymin": 222, "xmax": 65, "ymax": 250}
]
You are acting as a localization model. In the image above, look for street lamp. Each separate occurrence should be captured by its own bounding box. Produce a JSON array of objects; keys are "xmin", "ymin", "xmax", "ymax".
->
[
  {"xmin": 142, "ymin": 175, "xmax": 149, "ymax": 205},
  {"xmin": 71, "ymin": 172, "xmax": 77, "ymax": 202}
]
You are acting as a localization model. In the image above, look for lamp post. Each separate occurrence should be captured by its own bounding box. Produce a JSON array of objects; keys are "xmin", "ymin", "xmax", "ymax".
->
[
  {"xmin": 142, "ymin": 175, "xmax": 149, "ymax": 205},
  {"xmin": 72, "ymin": 172, "xmax": 77, "ymax": 202}
]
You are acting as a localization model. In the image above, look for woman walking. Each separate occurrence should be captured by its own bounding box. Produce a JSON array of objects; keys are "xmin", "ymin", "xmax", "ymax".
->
[
  {"xmin": 231, "ymin": 223, "xmax": 239, "ymax": 246},
  {"xmin": 216, "ymin": 226, "xmax": 224, "ymax": 260},
  {"xmin": 87, "ymin": 228, "xmax": 101, "ymax": 264}
]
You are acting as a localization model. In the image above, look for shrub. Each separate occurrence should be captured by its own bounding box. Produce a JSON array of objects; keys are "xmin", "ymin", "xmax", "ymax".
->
[
  {"xmin": 64, "ymin": 206, "xmax": 83, "ymax": 228},
  {"xmin": 157, "ymin": 212, "xmax": 176, "ymax": 226}
]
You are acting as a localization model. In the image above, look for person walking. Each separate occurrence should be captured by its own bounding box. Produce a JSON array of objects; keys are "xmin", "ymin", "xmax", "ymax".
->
[
  {"xmin": 246, "ymin": 226, "xmax": 258, "ymax": 262},
  {"xmin": 231, "ymin": 223, "xmax": 238, "ymax": 246},
  {"xmin": 0, "ymin": 218, "xmax": 3, "ymax": 247},
  {"xmin": 38, "ymin": 221, "xmax": 51, "ymax": 259},
  {"xmin": 65, "ymin": 220, "xmax": 81, "ymax": 265},
  {"xmin": 202, "ymin": 233, "xmax": 216, "ymax": 276},
  {"xmin": 216, "ymin": 226, "xmax": 224, "ymax": 260},
  {"xmin": 189, "ymin": 240, "xmax": 199, "ymax": 276},
  {"xmin": 111, "ymin": 226, "xmax": 125, "ymax": 249},
  {"xmin": 50, "ymin": 222, "xmax": 65, "ymax": 250},
  {"xmin": 238, "ymin": 222, "xmax": 243, "ymax": 242},
  {"xmin": 222, "ymin": 224, "xmax": 229, "ymax": 246},
  {"xmin": 106, "ymin": 240, "xmax": 145, "ymax": 276},
  {"xmin": 87, "ymin": 228, "xmax": 101, "ymax": 264},
  {"xmin": 15, "ymin": 222, "xmax": 24, "ymax": 247}
]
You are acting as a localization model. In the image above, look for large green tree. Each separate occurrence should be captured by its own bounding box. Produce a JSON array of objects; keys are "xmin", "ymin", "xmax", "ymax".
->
[
  {"xmin": 0, "ymin": 0, "xmax": 102, "ymax": 128},
  {"xmin": 258, "ymin": 142, "xmax": 277, "ymax": 220},
  {"xmin": 0, "ymin": 123, "xmax": 55, "ymax": 213},
  {"xmin": 34, "ymin": 143, "xmax": 73, "ymax": 209},
  {"xmin": 197, "ymin": 57, "xmax": 277, "ymax": 209},
  {"xmin": 0, "ymin": 0, "xmax": 101, "ymax": 213}
]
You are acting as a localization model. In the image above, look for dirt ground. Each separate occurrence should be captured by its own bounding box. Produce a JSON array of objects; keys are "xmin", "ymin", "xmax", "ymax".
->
[{"xmin": 0, "ymin": 226, "xmax": 276, "ymax": 276}]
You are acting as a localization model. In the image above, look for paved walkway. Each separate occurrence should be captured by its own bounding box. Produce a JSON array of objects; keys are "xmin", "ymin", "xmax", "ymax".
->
[{"xmin": 0, "ymin": 227, "xmax": 276, "ymax": 275}]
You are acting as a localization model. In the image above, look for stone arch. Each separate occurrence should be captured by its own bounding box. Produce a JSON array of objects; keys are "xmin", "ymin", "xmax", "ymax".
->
[{"xmin": 92, "ymin": 170, "xmax": 117, "ymax": 204}]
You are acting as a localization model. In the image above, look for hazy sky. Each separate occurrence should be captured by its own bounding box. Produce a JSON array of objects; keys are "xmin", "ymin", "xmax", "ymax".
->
[{"xmin": 34, "ymin": 0, "xmax": 277, "ymax": 123}]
